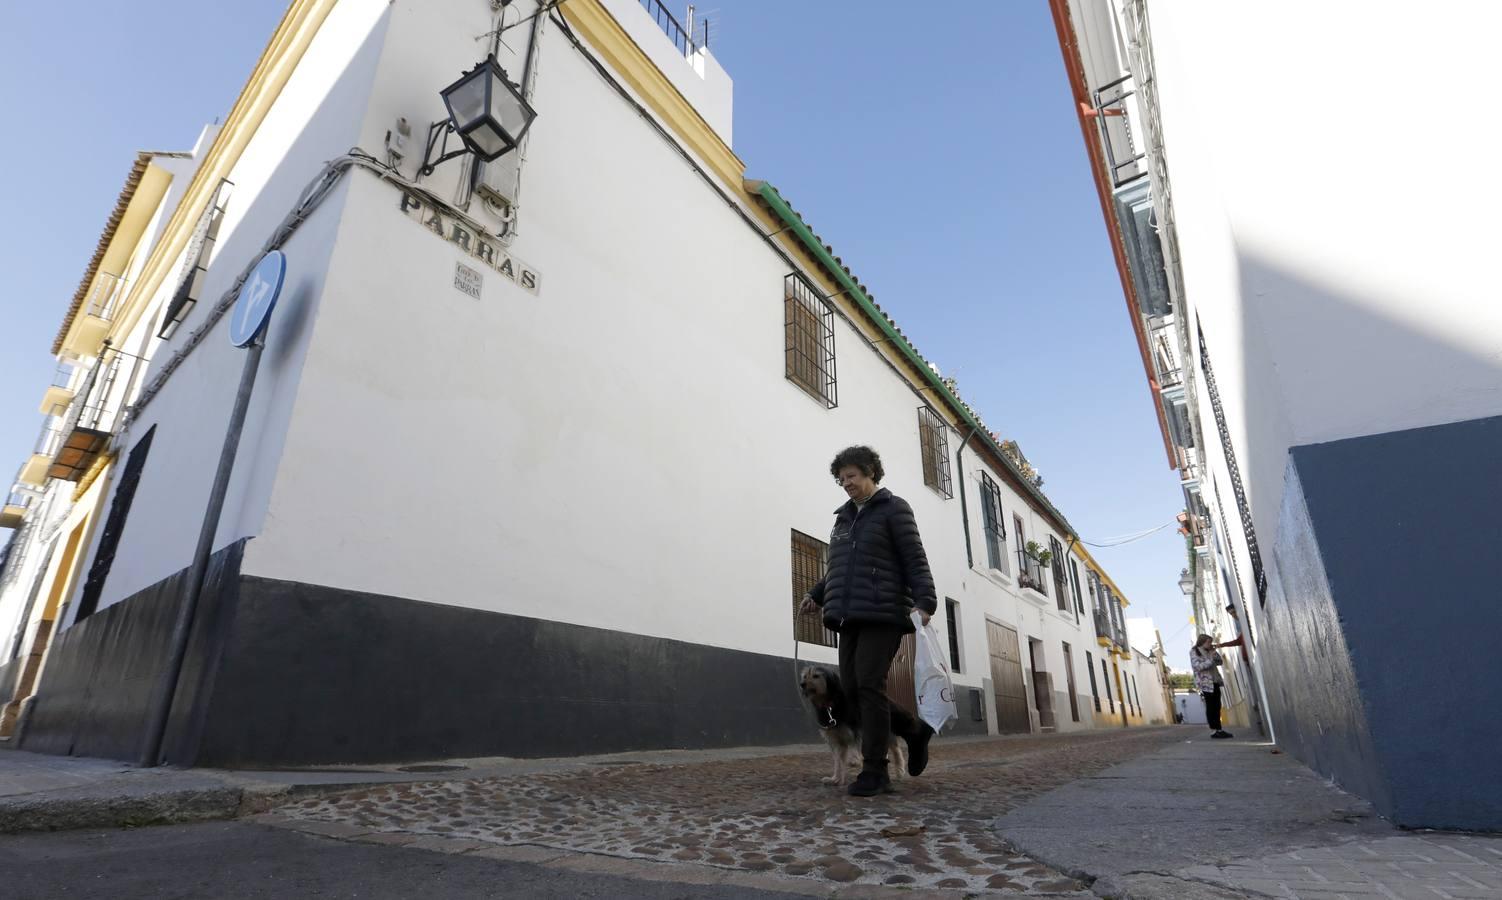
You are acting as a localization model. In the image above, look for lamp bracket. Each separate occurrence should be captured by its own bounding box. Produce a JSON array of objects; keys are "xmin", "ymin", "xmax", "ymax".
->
[{"xmin": 419, "ymin": 121, "xmax": 470, "ymax": 177}]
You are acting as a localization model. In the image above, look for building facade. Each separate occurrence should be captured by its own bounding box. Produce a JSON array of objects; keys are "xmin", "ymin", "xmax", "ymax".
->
[
  {"xmin": 2, "ymin": 0, "xmax": 1166, "ymax": 766},
  {"xmin": 1053, "ymin": 0, "xmax": 1501, "ymax": 830}
]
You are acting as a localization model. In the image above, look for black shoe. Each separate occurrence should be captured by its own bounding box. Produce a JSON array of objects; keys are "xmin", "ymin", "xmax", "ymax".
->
[
  {"xmin": 906, "ymin": 723, "xmax": 935, "ymax": 777},
  {"xmin": 1211, "ymin": 730, "xmax": 1233, "ymax": 739},
  {"xmin": 847, "ymin": 770, "xmax": 892, "ymax": 797}
]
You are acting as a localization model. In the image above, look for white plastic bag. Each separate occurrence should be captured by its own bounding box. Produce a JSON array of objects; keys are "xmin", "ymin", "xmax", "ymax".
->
[{"xmin": 912, "ymin": 611, "xmax": 958, "ymax": 734}]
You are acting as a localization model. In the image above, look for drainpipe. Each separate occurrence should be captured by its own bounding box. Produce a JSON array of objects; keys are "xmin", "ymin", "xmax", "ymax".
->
[{"xmin": 954, "ymin": 425, "xmax": 981, "ymax": 569}]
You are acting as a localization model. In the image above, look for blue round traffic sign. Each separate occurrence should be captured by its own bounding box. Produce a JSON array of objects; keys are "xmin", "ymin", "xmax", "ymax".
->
[{"xmin": 229, "ymin": 250, "xmax": 286, "ymax": 347}]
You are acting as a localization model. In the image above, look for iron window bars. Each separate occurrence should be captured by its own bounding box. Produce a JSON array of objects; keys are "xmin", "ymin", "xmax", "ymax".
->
[
  {"xmin": 978, "ymin": 473, "xmax": 1007, "ymax": 573},
  {"xmin": 917, "ymin": 406, "xmax": 953, "ymax": 498},
  {"xmin": 784, "ymin": 272, "xmax": 837, "ymax": 408},
  {"xmin": 74, "ymin": 426, "xmax": 155, "ymax": 622},
  {"xmin": 791, "ymin": 529, "xmax": 837, "ymax": 648},
  {"xmin": 1050, "ymin": 536, "xmax": 1069, "ymax": 611},
  {"xmin": 1198, "ymin": 324, "xmax": 1268, "ymax": 604},
  {"xmin": 945, "ymin": 598, "xmax": 962, "ymax": 673},
  {"xmin": 159, "ymin": 179, "xmax": 234, "ymax": 340}
]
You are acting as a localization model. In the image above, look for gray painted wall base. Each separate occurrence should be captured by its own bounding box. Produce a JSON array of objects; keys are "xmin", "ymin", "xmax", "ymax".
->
[
  {"xmin": 21, "ymin": 547, "xmax": 982, "ymax": 767},
  {"xmin": 1262, "ymin": 414, "xmax": 1502, "ymax": 831}
]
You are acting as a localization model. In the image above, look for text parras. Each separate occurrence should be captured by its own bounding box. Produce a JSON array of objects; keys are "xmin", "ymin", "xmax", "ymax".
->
[{"xmin": 399, "ymin": 192, "xmax": 541, "ymax": 295}]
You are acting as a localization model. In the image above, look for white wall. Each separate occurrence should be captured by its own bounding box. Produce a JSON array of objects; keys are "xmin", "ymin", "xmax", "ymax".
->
[
  {"xmin": 83, "ymin": 0, "xmax": 394, "ymax": 615},
  {"xmin": 231, "ymin": 0, "xmax": 1131, "ymax": 714},
  {"xmin": 1145, "ymin": 0, "xmax": 1502, "ymax": 560}
]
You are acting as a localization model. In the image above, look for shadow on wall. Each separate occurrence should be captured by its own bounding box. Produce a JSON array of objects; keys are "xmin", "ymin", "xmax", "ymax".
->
[
  {"xmin": 21, "ymin": 13, "xmax": 395, "ymax": 765},
  {"xmin": 1227, "ymin": 251, "xmax": 1502, "ymax": 831}
]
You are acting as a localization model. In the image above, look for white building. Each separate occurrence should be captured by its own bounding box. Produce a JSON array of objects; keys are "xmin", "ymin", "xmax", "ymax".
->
[
  {"xmin": 1052, "ymin": 0, "xmax": 1502, "ymax": 830},
  {"xmin": 2, "ymin": 0, "xmax": 1165, "ymax": 765}
]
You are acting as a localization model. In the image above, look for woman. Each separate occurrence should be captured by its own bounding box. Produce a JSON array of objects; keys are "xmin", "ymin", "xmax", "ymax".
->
[
  {"xmin": 1190, "ymin": 634, "xmax": 1234, "ymax": 739},
  {"xmin": 798, "ymin": 445, "xmax": 937, "ymax": 796}
]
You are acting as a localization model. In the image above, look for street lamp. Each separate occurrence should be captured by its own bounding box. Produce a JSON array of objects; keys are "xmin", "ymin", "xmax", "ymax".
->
[
  {"xmin": 421, "ymin": 54, "xmax": 537, "ymax": 175},
  {"xmin": 1177, "ymin": 567, "xmax": 1194, "ymax": 597}
]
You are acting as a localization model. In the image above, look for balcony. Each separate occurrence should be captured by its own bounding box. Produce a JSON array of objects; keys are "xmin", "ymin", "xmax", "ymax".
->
[
  {"xmin": 19, "ymin": 421, "xmax": 66, "ymax": 486},
  {"xmin": 1017, "ymin": 548, "xmax": 1048, "ymax": 596},
  {"xmin": 1, "ymin": 486, "xmax": 34, "ymax": 528},
  {"xmin": 62, "ymin": 272, "xmax": 127, "ymax": 358},
  {"xmin": 39, "ymin": 362, "xmax": 77, "ymax": 415},
  {"xmin": 1093, "ymin": 608, "xmax": 1113, "ymax": 646},
  {"xmin": 44, "ymin": 351, "xmax": 137, "ymax": 483}
]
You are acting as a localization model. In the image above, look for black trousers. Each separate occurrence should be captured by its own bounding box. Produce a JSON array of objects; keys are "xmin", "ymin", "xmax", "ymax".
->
[
  {"xmin": 1202, "ymin": 685, "xmax": 1222, "ymax": 731},
  {"xmin": 838, "ymin": 623, "xmax": 921, "ymax": 774}
]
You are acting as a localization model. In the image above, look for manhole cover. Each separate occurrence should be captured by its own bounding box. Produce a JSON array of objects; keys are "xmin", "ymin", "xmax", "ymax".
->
[{"xmin": 396, "ymin": 764, "xmax": 467, "ymax": 773}]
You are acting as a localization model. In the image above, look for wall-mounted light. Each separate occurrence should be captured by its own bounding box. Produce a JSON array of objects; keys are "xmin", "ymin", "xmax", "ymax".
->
[{"xmin": 421, "ymin": 54, "xmax": 537, "ymax": 176}]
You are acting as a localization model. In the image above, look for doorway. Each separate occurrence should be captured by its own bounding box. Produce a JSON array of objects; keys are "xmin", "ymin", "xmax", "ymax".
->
[{"xmin": 986, "ymin": 619, "xmax": 1030, "ymax": 734}]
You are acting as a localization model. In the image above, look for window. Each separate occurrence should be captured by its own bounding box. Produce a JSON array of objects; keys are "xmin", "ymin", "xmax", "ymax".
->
[
  {"xmin": 1050, "ymin": 536, "xmax": 1068, "ymax": 612},
  {"xmin": 1069, "ymin": 558, "xmax": 1085, "ymax": 615},
  {"xmin": 790, "ymin": 529, "xmax": 837, "ymax": 647},
  {"xmin": 74, "ymin": 426, "xmax": 156, "ymax": 621},
  {"xmin": 1199, "ymin": 323, "xmax": 1266, "ymax": 604},
  {"xmin": 1101, "ymin": 658, "xmax": 1114, "ymax": 712},
  {"xmin": 1062, "ymin": 642, "xmax": 1080, "ymax": 722},
  {"xmin": 159, "ymin": 179, "xmax": 234, "ymax": 340},
  {"xmin": 917, "ymin": 407, "xmax": 953, "ymax": 498},
  {"xmin": 784, "ymin": 272, "xmax": 837, "ymax": 407},
  {"xmin": 945, "ymin": 598, "xmax": 962, "ymax": 673},
  {"xmin": 1015, "ymin": 515, "xmax": 1045, "ymax": 595},
  {"xmin": 1131, "ymin": 675, "xmax": 1142, "ymax": 716},
  {"xmin": 1085, "ymin": 651, "xmax": 1101, "ymax": 712},
  {"xmin": 978, "ymin": 473, "xmax": 1007, "ymax": 573}
]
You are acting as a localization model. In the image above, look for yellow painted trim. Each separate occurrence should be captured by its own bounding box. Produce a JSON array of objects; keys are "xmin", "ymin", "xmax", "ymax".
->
[
  {"xmin": 559, "ymin": 0, "xmax": 745, "ymax": 190},
  {"xmin": 1073, "ymin": 542, "xmax": 1132, "ymax": 607},
  {"xmin": 106, "ymin": 0, "xmax": 339, "ymax": 349},
  {"xmin": 72, "ymin": 454, "xmax": 114, "ymax": 503}
]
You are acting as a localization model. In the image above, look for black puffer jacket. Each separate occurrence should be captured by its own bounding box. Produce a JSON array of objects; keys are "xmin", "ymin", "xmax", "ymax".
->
[{"xmin": 807, "ymin": 488, "xmax": 937, "ymax": 633}]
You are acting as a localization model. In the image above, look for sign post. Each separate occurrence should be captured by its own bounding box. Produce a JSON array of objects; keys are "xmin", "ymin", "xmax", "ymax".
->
[{"xmin": 140, "ymin": 251, "xmax": 285, "ymax": 767}]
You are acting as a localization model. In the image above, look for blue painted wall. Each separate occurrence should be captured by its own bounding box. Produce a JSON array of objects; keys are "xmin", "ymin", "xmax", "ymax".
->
[{"xmin": 1266, "ymin": 414, "xmax": 1502, "ymax": 831}]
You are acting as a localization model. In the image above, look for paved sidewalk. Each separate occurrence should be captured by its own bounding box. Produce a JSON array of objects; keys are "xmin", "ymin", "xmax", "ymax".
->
[{"xmin": 994, "ymin": 734, "xmax": 1502, "ymax": 899}]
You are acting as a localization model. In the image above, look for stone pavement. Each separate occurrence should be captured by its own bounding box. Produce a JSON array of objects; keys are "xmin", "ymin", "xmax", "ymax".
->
[
  {"xmin": 262, "ymin": 728, "xmax": 1185, "ymax": 896},
  {"xmin": 995, "ymin": 734, "xmax": 1502, "ymax": 899}
]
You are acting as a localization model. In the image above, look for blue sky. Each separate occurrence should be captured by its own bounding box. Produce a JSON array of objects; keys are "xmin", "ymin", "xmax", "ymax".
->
[{"xmin": 0, "ymin": 2, "xmax": 1196, "ymax": 667}]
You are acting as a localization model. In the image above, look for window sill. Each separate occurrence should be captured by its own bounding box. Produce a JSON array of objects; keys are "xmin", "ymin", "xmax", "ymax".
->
[
  {"xmin": 1020, "ymin": 588, "xmax": 1050, "ymax": 607},
  {"xmin": 974, "ymin": 566, "xmax": 1015, "ymax": 590}
]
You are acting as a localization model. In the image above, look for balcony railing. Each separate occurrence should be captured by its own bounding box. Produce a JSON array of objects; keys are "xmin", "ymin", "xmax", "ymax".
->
[
  {"xmin": 44, "ymin": 350, "xmax": 139, "ymax": 482},
  {"xmin": 1093, "ymin": 608, "xmax": 1112, "ymax": 642},
  {"xmin": 34, "ymin": 421, "xmax": 65, "ymax": 458},
  {"xmin": 638, "ymin": 0, "xmax": 710, "ymax": 56},
  {"xmin": 1, "ymin": 485, "xmax": 35, "ymax": 527},
  {"xmin": 84, "ymin": 271, "xmax": 128, "ymax": 322},
  {"xmin": 1017, "ymin": 549, "xmax": 1048, "ymax": 595},
  {"xmin": 1092, "ymin": 73, "xmax": 1148, "ymax": 189}
]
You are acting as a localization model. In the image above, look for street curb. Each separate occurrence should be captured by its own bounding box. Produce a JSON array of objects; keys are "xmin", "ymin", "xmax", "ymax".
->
[
  {"xmin": 0, "ymin": 777, "xmax": 410, "ymax": 835},
  {"xmin": 0, "ymin": 786, "xmax": 251, "ymax": 834}
]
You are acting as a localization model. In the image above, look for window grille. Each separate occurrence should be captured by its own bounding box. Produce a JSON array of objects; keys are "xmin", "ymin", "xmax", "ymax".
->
[
  {"xmin": 74, "ymin": 427, "xmax": 155, "ymax": 621},
  {"xmin": 791, "ymin": 529, "xmax": 837, "ymax": 647},
  {"xmin": 1198, "ymin": 323, "xmax": 1267, "ymax": 604},
  {"xmin": 945, "ymin": 598, "xmax": 961, "ymax": 672},
  {"xmin": 784, "ymin": 272, "xmax": 837, "ymax": 407},
  {"xmin": 1069, "ymin": 558, "xmax": 1085, "ymax": 615},
  {"xmin": 1101, "ymin": 658, "xmax": 1114, "ymax": 712},
  {"xmin": 159, "ymin": 179, "xmax": 234, "ymax": 340},
  {"xmin": 1050, "ymin": 536, "xmax": 1069, "ymax": 611},
  {"xmin": 978, "ymin": 473, "xmax": 1007, "ymax": 573},
  {"xmin": 917, "ymin": 407, "xmax": 952, "ymax": 498},
  {"xmin": 1085, "ymin": 651, "xmax": 1102, "ymax": 712}
]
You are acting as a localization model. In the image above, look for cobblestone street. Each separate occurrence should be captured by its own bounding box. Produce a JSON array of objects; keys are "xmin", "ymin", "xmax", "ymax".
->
[{"xmin": 268, "ymin": 728, "xmax": 1184, "ymax": 895}]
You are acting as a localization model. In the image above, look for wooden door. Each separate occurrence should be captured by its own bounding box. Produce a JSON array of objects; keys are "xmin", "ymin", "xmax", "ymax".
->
[
  {"xmin": 986, "ymin": 620, "xmax": 1030, "ymax": 734},
  {"xmin": 887, "ymin": 633, "xmax": 918, "ymax": 718}
]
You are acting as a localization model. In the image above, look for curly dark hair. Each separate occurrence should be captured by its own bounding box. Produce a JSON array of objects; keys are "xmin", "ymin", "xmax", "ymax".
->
[{"xmin": 829, "ymin": 445, "xmax": 884, "ymax": 483}]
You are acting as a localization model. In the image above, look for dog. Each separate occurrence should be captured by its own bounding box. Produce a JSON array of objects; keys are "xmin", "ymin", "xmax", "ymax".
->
[{"xmin": 798, "ymin": 665, "xmax": 907, "ymax": 786}]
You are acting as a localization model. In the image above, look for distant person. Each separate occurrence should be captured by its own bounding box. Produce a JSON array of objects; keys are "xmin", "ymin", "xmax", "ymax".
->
[
  {"xmin": 799, "ymin": 445, "xmax": 937, "ymax": 796},
  {"xmin": 1190, "ymin": 634, "xmax": 1234, "ymax": 739}
]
